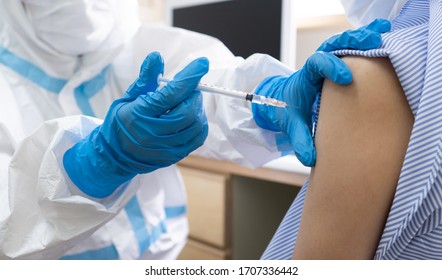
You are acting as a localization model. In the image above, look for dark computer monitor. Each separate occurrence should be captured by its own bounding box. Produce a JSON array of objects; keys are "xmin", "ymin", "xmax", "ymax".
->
[{"xmin": 165, "ymin": 0, "xmax": 296, "ymax": 69}]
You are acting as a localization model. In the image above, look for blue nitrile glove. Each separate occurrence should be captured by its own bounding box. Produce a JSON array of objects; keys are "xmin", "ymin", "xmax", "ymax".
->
[
  {"xmin": 63, "ymin": 52, "xmax": 209, "ymax": 198},
  {"xmin": 252, "ymin": 18, "xmax": 391, "ymax": 167}
]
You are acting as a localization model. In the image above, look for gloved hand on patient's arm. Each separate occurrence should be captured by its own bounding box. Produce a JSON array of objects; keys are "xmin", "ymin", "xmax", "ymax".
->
[
  {"xmin": 63, "ymin": 52, "xmax": 209, "ymax": 198},
  {"xmin": 252, "ymin": 18, "xmax": 391, "ymax": 167}
]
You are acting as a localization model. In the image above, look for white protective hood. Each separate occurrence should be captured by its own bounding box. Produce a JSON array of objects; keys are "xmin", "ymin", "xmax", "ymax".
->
[
  {"xmin": 340, "ymin": 0, "xmax": 408, "ymax": 27},
  {"xmin": 0, "ymin": 0, "xmax": 140, "ymax": 78}
]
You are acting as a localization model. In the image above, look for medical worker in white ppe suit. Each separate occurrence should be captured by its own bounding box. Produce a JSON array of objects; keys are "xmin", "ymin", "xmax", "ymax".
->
[{"xmin": 0, "ymin": 0, "xmax": 390, "ymax": 259}]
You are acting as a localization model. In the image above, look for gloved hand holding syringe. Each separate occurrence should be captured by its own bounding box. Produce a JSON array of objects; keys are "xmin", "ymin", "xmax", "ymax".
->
[{"xmin": 158, "ymin": 76, "xmax": 291, "ymax": 108}]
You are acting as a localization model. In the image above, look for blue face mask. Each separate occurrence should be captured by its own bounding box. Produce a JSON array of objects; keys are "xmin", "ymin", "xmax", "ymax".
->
[{"xmin": 340, "ymin": 0, "xmax": 407, "ymax": 27}]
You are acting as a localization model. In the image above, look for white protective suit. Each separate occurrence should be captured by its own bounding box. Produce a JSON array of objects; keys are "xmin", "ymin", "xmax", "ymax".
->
[
  {"xmin": 0, "ymin": 0, "xmax": 294, "ymax": 259},
  {"xmin": 340, "ymin": 0, "xmax": 408, "ymax": 27}
]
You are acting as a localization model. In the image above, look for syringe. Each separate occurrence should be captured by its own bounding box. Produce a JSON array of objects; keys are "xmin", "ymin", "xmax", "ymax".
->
[{"xmin": 158, "ymin": 77, "xmax": 288, "ymax": 108}]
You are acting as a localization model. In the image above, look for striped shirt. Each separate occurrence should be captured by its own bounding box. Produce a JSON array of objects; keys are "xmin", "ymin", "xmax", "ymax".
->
[{"xmin": 262, "ymin": 0, "xmax": 442, "ymax": 260}]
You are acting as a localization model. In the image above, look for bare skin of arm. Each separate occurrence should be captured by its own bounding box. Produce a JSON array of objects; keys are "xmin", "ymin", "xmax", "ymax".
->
[{"xmin": 292, "ymin": 56, "xmax": 414, "ymax": 259}]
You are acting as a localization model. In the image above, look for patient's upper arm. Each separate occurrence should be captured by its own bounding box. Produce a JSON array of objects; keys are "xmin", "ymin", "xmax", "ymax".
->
[{"xmin": 292, "ymin": 56, "xmax": 414, "ymax": 259}]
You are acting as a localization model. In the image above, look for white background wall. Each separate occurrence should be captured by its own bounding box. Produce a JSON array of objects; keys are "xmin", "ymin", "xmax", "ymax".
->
[
  {"xmin": 138, "ymin": 0, "xmax": 165, "ymax": 23},
  {"xmin": 296, "ymin": 16, "xmax": 352, "ymax": 68}
]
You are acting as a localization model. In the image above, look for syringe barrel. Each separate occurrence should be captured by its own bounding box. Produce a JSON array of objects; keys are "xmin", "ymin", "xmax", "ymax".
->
[
  {"xmin": 196, "ymin": 83, "xmax": 249, "ymax": 101},
  {"xmin": 158, "ymin": 76, "xmax": 287, "ymax": 107}
]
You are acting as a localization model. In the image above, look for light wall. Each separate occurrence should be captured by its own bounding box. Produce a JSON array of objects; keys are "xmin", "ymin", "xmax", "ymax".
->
[
  {"xmin": 296, "ymin": 15, "xmax": 352, "ymax": 69},
  {"xmin": 138, "ymin": 0, "xmax": 165, "ymax": 23}
]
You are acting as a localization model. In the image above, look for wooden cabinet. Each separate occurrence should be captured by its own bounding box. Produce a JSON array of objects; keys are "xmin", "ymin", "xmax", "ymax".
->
[
  {"xmin": 177, "ymin": 166, "xmax": 231, "ymax": 259},
  {"xmin": 178, "ymin": 239, "xmax": 228, "ymax": 260},
  {"xmin": 178, "ymin": 166, "xmax": 231, "ymax": 251},
  {"xmin": 177, "ymin": 156, "xmax": 308, "ymax": 260}
]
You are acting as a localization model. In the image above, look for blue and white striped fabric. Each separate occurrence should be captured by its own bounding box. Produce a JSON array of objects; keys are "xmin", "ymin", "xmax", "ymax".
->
[{"xmin": 262, "ymin": 0, "xmax": 442, "ymax": 260}]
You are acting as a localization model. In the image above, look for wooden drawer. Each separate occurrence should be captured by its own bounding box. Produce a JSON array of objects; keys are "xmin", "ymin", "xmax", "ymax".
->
[
  {"xmin": 178, "ymin": 239, "xmax": 228, "ymax": 260},
  {"xmin": 179, "ymin": 166, "xmax": 230, "ymax": 248}
]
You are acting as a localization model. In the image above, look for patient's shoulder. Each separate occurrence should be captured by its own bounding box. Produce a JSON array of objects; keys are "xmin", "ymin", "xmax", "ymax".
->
[
  {"xmin": 323, "ymin": 56, "xmax": 407, "ymax": 116},
  {"xmin": 315, "ymin": 55, "xmax": 414, "ymax": 174},
  {"xmin": 292, "ymin": 55, "xmax": 414, "ymax": 259}
]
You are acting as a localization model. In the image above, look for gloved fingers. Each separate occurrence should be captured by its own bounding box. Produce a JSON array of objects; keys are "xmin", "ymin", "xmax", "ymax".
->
[
  {"xmin": 119, "ymin": 91, "xmax": 206, "ymax": 145},
  {"xmin": 113, "ymin": 111, "xmax": 207, "ymax": 155},
  {"xmin": 156, "ymin": 91, "xmax": 205, "ymax": 133},
  {"xmin": 138, "ymin": 115, "xmax": 207, "ymax": 148},
  {"xmin": 155, "ymin": 112, "xmax": 208, "ymax": 148},
  {"xmin": 142, "ymin": 57, "xmax": 209, "ymax": 117},
  {"xmin": 174, "ymin": 122, "xmax": 209, "ymax": 158},
  {"xmin": 124, "ymin": 51, "xmax": 164, "ymax": 99},
  {"xmin": 137, "ymin": 91, "xmax": 206, "ymax": 137},
  {"xmin": 289, "ymin": 121, "xmax": 316, "ymax": 167},
  {"xmin": 127, "ymin": 122, "xmax": 208, "ymax": 167},
  {"xmin": 317, "ymin": 19, "xmax": 391, "ymax": 52},
  {"xmin": 361, "ymin": 18, "xmax": 392, "ymax": 33},
  {"xmin": 303, "ymin": 51, "xmax": 352, "ymax": 90}
]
